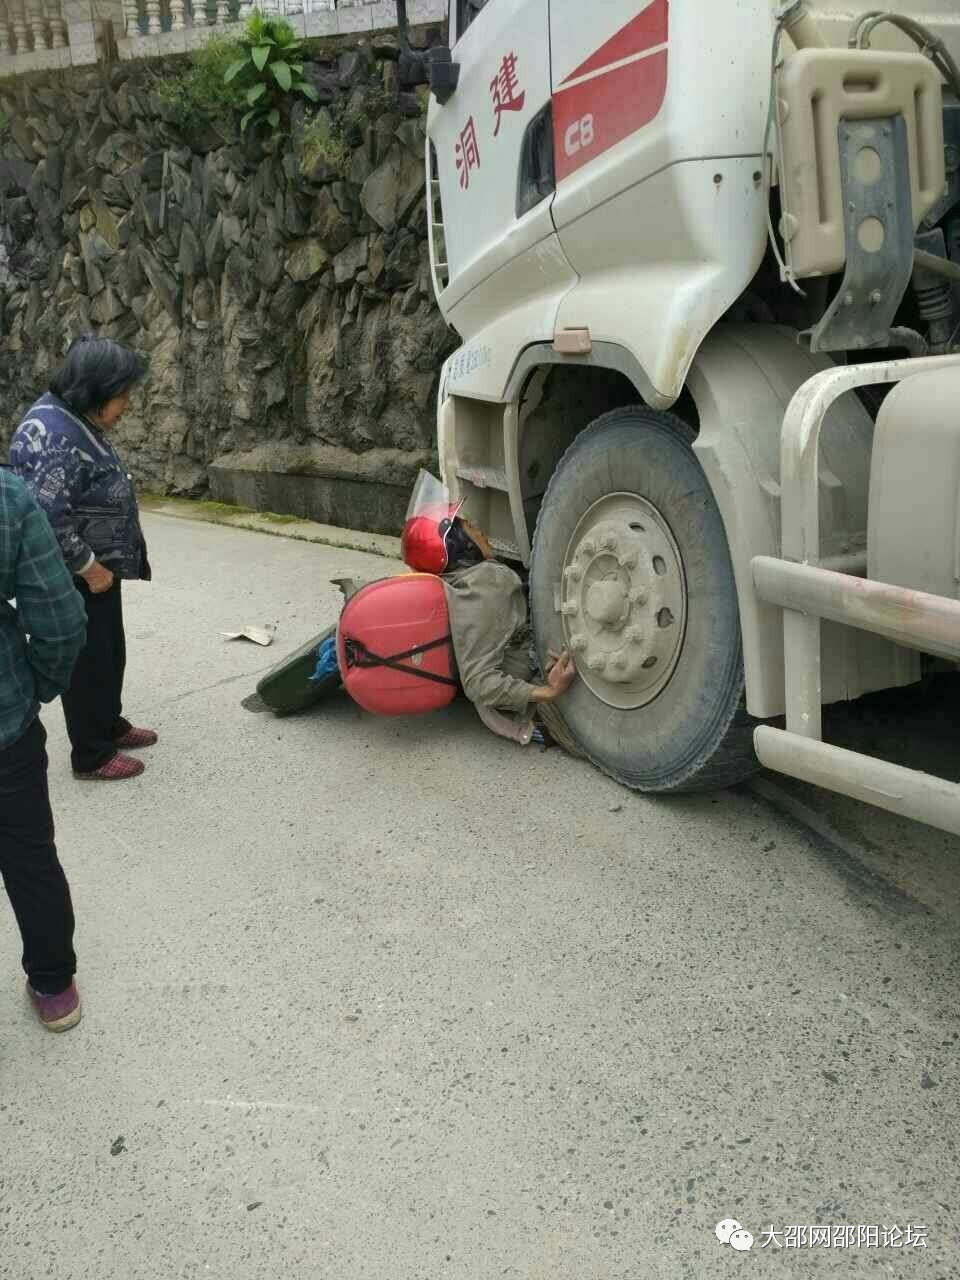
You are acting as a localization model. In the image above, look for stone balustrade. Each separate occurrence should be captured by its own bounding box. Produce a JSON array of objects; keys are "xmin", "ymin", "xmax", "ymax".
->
[
  {"xmin": 0, "ymin": 0, "xmax": 444, "ymax": 77},
  {"xmin": 0, "ymin": 0, "xmax": 96, "ymax": 73}
]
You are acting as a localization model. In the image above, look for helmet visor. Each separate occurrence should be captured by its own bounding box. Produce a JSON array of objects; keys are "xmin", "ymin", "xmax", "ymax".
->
[{"xmin": 405, "ymin": 469, "xmax": 463, "ymax": 525}]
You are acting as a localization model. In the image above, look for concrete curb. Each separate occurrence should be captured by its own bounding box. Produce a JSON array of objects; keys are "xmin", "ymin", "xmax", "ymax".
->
[{"xmin": 140, "ymin": 496, "xmax": 402, "ymax": 560}]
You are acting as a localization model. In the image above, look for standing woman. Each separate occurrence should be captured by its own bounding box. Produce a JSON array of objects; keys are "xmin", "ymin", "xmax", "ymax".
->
[{"xmin": 11, "ymin": 336, "xmax": 156, "ymax": 781}]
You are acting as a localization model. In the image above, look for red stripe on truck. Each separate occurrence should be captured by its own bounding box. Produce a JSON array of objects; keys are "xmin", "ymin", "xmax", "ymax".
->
[
  {"xmin": 553, "ymin": 46, "xmax": 668, "ymax": 181},
  {"xmin": 560, "ymin": 0, "xmax": 668, "ymax": 86}
]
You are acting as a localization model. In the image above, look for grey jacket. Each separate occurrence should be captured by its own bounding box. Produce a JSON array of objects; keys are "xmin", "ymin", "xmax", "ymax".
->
[{"xmin": 442, "ymin": 560, "xmax": 538, "ymax": 716}]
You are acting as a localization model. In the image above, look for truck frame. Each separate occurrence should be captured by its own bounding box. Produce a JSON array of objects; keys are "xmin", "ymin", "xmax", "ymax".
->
[{"xmin": 416, "ymin": 0, "xmax": 960, "ymax": 832}]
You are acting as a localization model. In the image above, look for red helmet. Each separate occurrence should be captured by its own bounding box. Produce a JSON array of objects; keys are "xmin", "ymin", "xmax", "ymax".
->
[{"xmin": 402, "ymin": 472, "xmax": 463, "ymax": 574}]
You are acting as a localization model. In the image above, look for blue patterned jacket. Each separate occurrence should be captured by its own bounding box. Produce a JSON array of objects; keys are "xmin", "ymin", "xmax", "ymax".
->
[{"xmin": 10, "ymin": 394, "xmax": 150, "ymax": 581}]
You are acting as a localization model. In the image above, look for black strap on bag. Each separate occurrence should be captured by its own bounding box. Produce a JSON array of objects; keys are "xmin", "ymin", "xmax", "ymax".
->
[{"xmin": 343, "ymin": 634, "xmax": 459, "ymax": 688}]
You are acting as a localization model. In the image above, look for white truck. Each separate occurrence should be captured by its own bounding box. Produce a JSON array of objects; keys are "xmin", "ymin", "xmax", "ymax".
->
[{"xmin": 413, "ymin": 1, "xmax": 960, "ymax": 832}]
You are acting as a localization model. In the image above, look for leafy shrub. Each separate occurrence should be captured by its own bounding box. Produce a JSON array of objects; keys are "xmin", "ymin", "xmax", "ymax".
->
[
  {"xmin": 299, "ymin": 84, "xmax": 395, "ymax": 178},
  {"xmin": 225, "ymin": 10, "xmax": 318, "ymax": 133},
  {"xmin": 335, "ymin": 83, "xmax": 393, "ymax": 145},
  {"xmin": 155, "ymin": 35, "xmax": 246, "ymax": 130},
  {"xmin": 300, "ymin": 111, "xmax": 351, "ymax": 177}
]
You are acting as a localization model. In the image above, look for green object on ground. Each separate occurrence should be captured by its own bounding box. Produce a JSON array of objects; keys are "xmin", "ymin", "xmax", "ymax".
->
[{"xmin": 255, "ymin": 623, "xmax": 341, "ymax": 716}]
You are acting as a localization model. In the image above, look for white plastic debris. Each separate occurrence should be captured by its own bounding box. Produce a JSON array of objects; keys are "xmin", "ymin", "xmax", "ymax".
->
[{"xmin": 221, "ymin": 623, "xmax": 277, "ymax": 647}]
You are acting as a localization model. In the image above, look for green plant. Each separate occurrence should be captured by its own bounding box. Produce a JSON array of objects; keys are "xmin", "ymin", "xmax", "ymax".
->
[
  {"xmin": 335, "ymin": 82, "xmax": 393, "ymax": 144},
  {"xmin": 300, "ymin": 111, "xmax": 351, "ymax": 177},
  {"xmin": 155, "ymin": 35, "xmax": 246, "ymax": 130},
  {"xmin": 299, "ymin": 83, "xmax": 396, "ymax": 178},
  {"xmin": 225, "ymin": 9, "xmax": 318, "ymax": 133}
]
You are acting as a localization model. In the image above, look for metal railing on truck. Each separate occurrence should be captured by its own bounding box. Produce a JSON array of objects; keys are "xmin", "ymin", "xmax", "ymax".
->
[{"xmin": 752, "ymin": 355, "xmax": 960, "ymax": 836}]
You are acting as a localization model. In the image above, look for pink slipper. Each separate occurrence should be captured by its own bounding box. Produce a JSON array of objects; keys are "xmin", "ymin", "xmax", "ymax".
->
[
  {"xmin": 75, "ymin": 752, "xmax": 145, "ymax": 781},
  {"xmin": 115, "ymin": 726, "xmax": 158, "ymax": 749},
  {"xmin": 28, "ymin": 980, "xmax": 82, "ymax": 1031}
]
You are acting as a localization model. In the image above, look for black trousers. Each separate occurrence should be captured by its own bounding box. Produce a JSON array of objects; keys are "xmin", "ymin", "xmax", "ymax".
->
[
  {"xmin": 0, "ymin": 718, "xmax": 76, "ymax": 995},
  {"xmin": 61, "ymin": 578, "xmax": 131, "ymax": 773}
]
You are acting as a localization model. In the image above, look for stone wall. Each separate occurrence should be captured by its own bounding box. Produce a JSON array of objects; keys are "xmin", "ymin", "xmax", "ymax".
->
[{"xmin": 0, "ymin": 31, "xmax": 457, "ymax": 533}]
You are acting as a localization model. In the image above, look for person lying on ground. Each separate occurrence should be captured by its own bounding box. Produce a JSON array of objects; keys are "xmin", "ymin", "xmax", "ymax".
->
[{"xmin": 401, "ymin": 473, "xmax": 578, "ymax": 748}]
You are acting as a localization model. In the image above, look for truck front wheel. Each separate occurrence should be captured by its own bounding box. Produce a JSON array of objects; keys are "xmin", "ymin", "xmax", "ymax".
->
[{"xmin": 529, "ymin": 406, "xmax": 756, "ymax": 792}]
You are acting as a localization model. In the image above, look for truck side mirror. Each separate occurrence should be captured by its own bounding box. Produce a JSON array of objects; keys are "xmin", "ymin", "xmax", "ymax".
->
[{"xmin": 428, "ymin": 47, "xmax": 460, "ymax": 105}]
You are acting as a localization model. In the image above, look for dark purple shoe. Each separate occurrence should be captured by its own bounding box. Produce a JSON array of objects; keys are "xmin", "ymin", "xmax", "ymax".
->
[{"xmin": 27, "ymin": 980, "xmax": 82, "ymax": 1032}]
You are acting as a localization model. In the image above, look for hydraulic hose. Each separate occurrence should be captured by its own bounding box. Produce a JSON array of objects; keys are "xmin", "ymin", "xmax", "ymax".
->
[{"xmin": 848, "ymin": 11, "xmax": 960, "ymax": 98}]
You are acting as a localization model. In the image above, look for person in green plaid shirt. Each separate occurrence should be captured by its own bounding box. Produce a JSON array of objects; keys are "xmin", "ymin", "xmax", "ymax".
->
[{"xmin": 0, "ymin": 467, "xmax": 87, "ymax": 1031}]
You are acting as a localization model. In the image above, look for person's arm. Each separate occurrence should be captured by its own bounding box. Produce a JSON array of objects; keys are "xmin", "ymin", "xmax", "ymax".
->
[
  {"xmin": 461, "ymin": 647, "xmax": 575, "ymax": 712},
  {"xmin": 14, "ymin": 488, "xmax": 87, "ymax": 702},
  {"xmin": 528, "ymin": 652, "xmax": 577, "ymax": 704},
  {"xmin": 459, "ymin": 652, "xmax": 539, "ymax": 715},
  {"xmin": 447, "ymin": 566, "xmax": 576, "ymax": 714}
]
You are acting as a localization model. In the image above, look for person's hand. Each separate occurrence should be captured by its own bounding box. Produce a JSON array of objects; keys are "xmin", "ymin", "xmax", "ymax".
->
[
  {"xmin": 80, "ymin": 561, "xmax": 114, "ymax": 594},
  {"xmin": 546, "ymin": 649, "xmax": 577, "ymax": 698}
]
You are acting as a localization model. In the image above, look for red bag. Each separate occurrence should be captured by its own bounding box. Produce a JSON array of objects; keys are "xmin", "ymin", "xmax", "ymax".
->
[{"xmin": 337, "ymin": 574, "xmax": 458, "ymax": 716}]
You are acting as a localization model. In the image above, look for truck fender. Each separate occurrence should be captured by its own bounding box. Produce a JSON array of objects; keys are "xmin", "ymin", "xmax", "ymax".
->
[{"xmin": 687, "ymin": 325, "xmax": 918, "ymax": 718}]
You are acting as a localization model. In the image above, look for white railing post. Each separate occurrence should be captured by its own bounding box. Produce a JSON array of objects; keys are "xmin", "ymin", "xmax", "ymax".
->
[
  {"xmin": 46, "ymin": 0, "xmax": 66, "ymax": 46},
  {"xmin": 10, "ymin": 0, "xmax": 28, "ymax": 52},
  {"xmin": 27, "ymin": 0, "xmax": 47, "ymax": 48}
]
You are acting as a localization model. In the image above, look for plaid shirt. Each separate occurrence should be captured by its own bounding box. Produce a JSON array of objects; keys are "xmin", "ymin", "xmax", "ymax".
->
[{"xmin": 0, "ymin": 468, "xmax": 86, "ymax": 748}]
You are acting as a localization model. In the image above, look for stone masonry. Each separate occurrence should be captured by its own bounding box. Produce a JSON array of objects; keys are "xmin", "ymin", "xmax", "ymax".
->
[{"xmin": 0, "ymin": 29, "xmax": 457, "ymax": 533}]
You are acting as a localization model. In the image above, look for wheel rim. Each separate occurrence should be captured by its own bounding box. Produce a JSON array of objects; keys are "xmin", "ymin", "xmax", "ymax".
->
[{"xmin": 558, "ymin": 493, "xmax": 687, "ymax": 710}]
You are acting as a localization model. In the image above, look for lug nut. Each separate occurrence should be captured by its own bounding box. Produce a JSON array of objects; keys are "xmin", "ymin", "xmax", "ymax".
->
[
  {"xmin": 600, "ymin": 532, "xmax": 617, "ymax": 551},
  {"xmin": 564, "ymin": 564, "xmax": 582, "ymax": 582},
  {"xmin": 581, "ymin": 539, "xmax": 596, "ymax": 556},
  {"xmin": 587, "ymin": 654, "xmax": 607, "ymax": 672},
  {"xmin": 570, "ymin": 633, "xmax": 587, "ymax": 652},
  {"xmin": 619, "ymin": 551, "xmax": 638, "ymax": 569},
  {"xmin": 625, "ymin": 626, "xmax": 644, "ymax": 644},
  {"xmin": 629, "ymin": 589, "xmax": 648, "ymax": 606}
]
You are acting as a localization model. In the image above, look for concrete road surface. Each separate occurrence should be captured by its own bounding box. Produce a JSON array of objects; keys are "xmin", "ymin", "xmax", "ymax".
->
[{"xmin": 2, "ymin": 514, "xmax": 959, "ymax": 1280}]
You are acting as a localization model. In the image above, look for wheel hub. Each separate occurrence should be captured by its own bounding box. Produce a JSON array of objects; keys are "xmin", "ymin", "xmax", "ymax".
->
[
  {"xmin": 558, "ymin": 494, "xmax": 687, "ymax": 709},
  {"xmin": 584, "ymin": 578, "xmax": 629, "ymax": 628}
]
